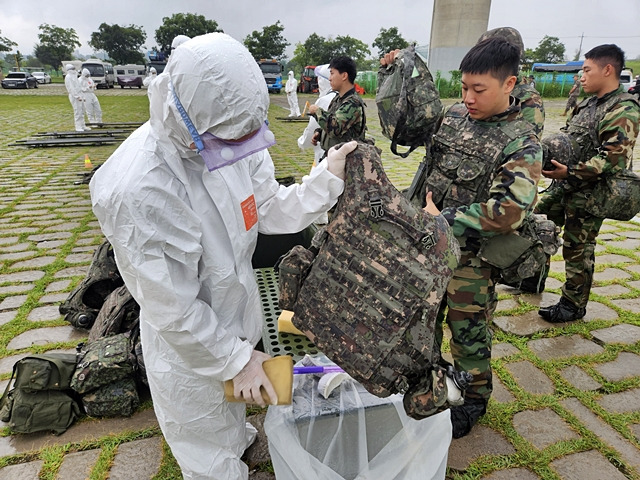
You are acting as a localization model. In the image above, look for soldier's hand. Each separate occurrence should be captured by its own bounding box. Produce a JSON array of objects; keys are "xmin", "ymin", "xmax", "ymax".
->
[
  {"xmin": 232, "ymin": 350, "xmax": 277, "ymax": 407},
  {"xmin": 542, "ymin": 160, "xmax": 569, "ymax": 179},
  {"xmin": 311, "ymin": 131, "xmax": 320, "ymax": 146},
  {"xmin": 380, "ymin": 49, "xmax": 401, "ymax": 66},
  {"xmin": 423, "ymin": 191, "xmax": 441, "ymax": 216},
  {"xmin": 308, "ymin": 104, "xmax": 318, "ymax": 115}
]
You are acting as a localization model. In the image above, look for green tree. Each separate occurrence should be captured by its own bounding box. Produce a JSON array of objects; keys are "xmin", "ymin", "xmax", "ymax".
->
[
  {"xmin": 34, "ymin": 24, "xmax": 81, "ymax": 73},
  {"xmin": 290, "ymin": 33, "xmax": 371, "ymax": 71},
  {"xmin": 328, "ymin": 36, "xmax": 371, "ymax": 69},
  {"xmin": 155, "ymin": 13, "xmax": 222, "ymax": 54},
  {"xmin": 0, "ymin": 30, "xmax": 17, "ymax": 53},
  {"xmin": 243, "ymin": 21, "xmax": 290, "ymax": 61},
  {"xmin": 533, "ymin": 35, "xmax": 566, "ymax": 63},
  {"xmin": 372, "ymin": 27, "xmax": 409, "ymax": 58},
  {"xmin": 89, "ymin": 23, "xmax": 146, "ymax": 65}
]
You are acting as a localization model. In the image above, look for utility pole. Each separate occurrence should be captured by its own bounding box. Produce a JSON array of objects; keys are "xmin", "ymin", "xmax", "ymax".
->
[{"xmin": 577, "ymin": 32, "xmax": 584, "ymax": 60}]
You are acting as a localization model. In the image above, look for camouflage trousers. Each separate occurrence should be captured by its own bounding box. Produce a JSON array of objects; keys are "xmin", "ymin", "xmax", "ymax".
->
[
  {"xmin": 435, "ymin": 249, "xmax": 496, "ymax": 401},
  {"xmin": 535, "ymin": 185, "xmax": 604, "ymax": 308}
]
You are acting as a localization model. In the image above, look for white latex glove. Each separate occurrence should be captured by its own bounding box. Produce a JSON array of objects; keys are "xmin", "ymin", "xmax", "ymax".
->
[
  {"xmin": 326, "ymin": 140, "xmax": 358, "ymax": 180},
  {"xmin": 232, "ymin": 350, "xmax": 278, "ymax": 406}
]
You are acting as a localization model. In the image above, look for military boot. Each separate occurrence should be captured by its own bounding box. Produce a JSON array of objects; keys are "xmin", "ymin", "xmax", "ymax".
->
[
  {"xmin": 538, "ymin": 297, "xmax": 586, "ymax": 323},
  {"xmin": 450, "ymin": 397, "xmax": 487, "ymax": 439}
]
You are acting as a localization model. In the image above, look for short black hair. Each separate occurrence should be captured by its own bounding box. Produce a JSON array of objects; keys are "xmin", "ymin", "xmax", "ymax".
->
[
  {"xmin": 460, "ymin": 37, "xmax": 519, "ymax": 82},
  {"xmin": 329, "ymin": 56, "xmax": 357, "ymax": 84},
  {"xmin": 585, "ymin": 44, "xmax": 625, "ymax": 78}
]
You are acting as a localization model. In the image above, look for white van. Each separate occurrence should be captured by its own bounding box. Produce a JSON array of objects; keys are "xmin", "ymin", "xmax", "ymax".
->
[
  {"xmin": 621, "ymin": 69, "xmax": 633, "ymax": 92},
  {"xmin": 114, "ymin": 64, "xmax": 146, "ymax": 88},
  {"xmin": 81, "ymin": 59, "xmax": 115, "ymax": 89}
]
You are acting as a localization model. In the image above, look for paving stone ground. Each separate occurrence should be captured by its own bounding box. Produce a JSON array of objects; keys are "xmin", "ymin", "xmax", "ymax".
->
[{"xmin": 0, "ymin": 88, "xmax": 639, "ymax": 479}]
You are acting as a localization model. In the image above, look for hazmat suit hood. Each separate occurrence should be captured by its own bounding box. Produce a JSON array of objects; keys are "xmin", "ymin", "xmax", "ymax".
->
[
  {"xmin": 315, "ymin": 64, "xmax": 332, "ymax": 97},
  {"xmin": 149, "ymin": 67, "xmax": 157, "ymax": 75},
  {"xmin": 82, "ymin": 68, "xmax": 90, "ymax": 77},
  {"xmin": 148, "ymin": 33, "xmax": 269, "ymax": 159},
  {"xmin": 288, "ymin": 71, "xmax": 294, "ymax": 79},
  {"xmin": 171, "ymin": 34, "xmax": 191, "ymax": 50}
]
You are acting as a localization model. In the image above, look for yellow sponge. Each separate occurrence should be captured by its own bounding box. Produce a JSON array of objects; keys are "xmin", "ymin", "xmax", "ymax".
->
[
  {"xmin": 278, "ymin": 310, "xmax": 305, "ymax": 336},
  {"xmin": 224, "ymin": 355, "xmax": 293, "ymax": 405}
]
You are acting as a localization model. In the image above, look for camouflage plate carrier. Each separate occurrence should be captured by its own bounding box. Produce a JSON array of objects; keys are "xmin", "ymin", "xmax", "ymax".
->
[
  {"xmin": 287, "ymin": 142, "xmax": 461, "ymax": 408},
  {"xmin": 59, "ymin": 240, "xmax": 123, "ymax": 329}
]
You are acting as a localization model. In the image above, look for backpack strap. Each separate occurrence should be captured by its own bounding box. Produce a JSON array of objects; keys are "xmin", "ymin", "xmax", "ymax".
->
[{"xmin": 0, "ymin": 361, "xmax": 18, "ymax": 410}]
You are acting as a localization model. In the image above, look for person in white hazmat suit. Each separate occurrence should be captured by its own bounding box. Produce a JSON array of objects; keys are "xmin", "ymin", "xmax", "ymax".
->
[
  {"xmin": 89, "ymin": 32, "xmax": 355, "ymax": 480},
  {"xmin": 143, "ymin": 67, "xmax": 157, "ymax": 88},
  {"xmin": 64, "ymin": 64, "xmax": 89, "ymax": 131},
  {"xmin": 297, "ymin": 64, "xmax": 337, "ymax": 224},
  {"xmin": 80, "ymin": 68, "xmax": 103, "ymax": 124},
  {"xmin": 285, "ymin": 70, "xmax": 301, "ymax": 117}
]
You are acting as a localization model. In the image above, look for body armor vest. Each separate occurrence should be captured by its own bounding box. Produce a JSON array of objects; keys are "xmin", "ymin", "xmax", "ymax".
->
[
  {"xmin": 564, "ymin": 91, "xmax": 639, "ymax": 167},
  {"xmin": 320, "ymin": 91, "xmax": 367, "ymax": 152},
  {"xmin": 289, "ymin": 142, "xmax": 460, "ymax": 398},
  {"xmin": 426, "ymin": 105, "xmax": 535, "ymax": 209}
]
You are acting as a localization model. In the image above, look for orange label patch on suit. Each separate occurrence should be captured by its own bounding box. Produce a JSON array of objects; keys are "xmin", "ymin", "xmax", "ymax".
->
[{"xmin": 241, "ymin": 195, "xmax": 258, "ymax": 231}]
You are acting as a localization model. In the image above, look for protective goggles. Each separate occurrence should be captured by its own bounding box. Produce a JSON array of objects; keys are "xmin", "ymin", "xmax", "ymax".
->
[{"xmin": 171, "ymin": 82, "xmax": 276, "ymax": 172}]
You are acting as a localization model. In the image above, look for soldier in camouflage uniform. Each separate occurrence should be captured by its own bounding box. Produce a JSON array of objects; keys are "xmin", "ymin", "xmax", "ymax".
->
[
  {"xmin": 477, "ymin": 27, "xmax": 545, "ymax": 136},
  {"xmin": 422, "ymin": 38, "xmax": 542, "ymax": 438},
  {"xmin": 308, "ymin": 56, "xmax": 366, "ymax": 159},
  {"xmin": 537, "ymin": 44, "xmax": 640, "ymax": 323},
  {"xmin": 563, "ymin": 75, "xmax": 582, "ymax": 116}
]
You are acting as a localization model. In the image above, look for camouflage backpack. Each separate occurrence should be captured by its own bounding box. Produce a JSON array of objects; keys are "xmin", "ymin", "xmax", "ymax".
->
[
  {"xmin": 279, "ymin": 142, "xmax": 463, "ymax": 418},
  {"xmin": 376, "ymin": 44, "xmax": 443, "ymax": 157},
  {"xmin": 59, "ymin": 240, "xmax": 123, "ymax": 329},
  {"xmin": 71, "ymin": 331, "xmax": 140, "ymax": 417}
]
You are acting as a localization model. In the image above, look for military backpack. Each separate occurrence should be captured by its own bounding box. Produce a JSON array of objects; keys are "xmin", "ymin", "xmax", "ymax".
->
[
  {"xmin": 278, "ymin": 142, "xmax": 463, "ymax": 419},
  {"xmin": 59, "ymin": 239, "xmax": 124, "ymax": 329},
  {"xmin": 376, "ymin": 44, "xmax": 443, "ymax": 158},
  {"xmin": 0, "ymin": 354, "xmax": 81, "ymax": 434}
]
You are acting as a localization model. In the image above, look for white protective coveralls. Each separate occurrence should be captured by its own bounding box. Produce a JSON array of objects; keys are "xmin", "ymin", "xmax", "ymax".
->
[
  {"xmin": 285, "ymin": 71, "xmax": 301, "ymax": 117},
  {"xmin": 297, "ymin": 65, "xmax": 337, "ymax": 224},
  {"xmin": 64, "ymin": 65, "xmax": 88, "ymax": 131},
  {"xmin": 89, "ymin": 33, "xmax": 346, "ymax": 480},
  {"xmin": 143, "ymin": 67, "xmax": 157, "ymax": 88},
  {"xmin": 80, "ymin": 68, "xmax": 103, "ymax": 123}
]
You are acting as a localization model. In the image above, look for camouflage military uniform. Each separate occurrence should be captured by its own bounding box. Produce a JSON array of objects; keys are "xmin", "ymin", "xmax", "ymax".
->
[
  {"xmin": 314, "ymin": 87, "xmax": 366, "ymax": 156},
  {"xmin": 536, "ymin": 86, "xmax": 640, "ymax": 308},
  {"xmin": 512, "ymin": 80, "xmax": 545, "ymax": 136},
  {"xmin": 427, "ymin": 101, "xmax": 542, "ymax": 401},
  {"xmin": 565, "ymin": 79, "xmax": 582, "ymax": 112}
]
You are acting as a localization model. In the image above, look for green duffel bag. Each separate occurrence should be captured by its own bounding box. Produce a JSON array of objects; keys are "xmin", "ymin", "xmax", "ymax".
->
[
  {"xmin": 0, "ymin": 388, "xmax": 80, "ymax": 434},
  {"xmin": 13, "ymin": 353, "xmax": 77, "ymax": 391}
]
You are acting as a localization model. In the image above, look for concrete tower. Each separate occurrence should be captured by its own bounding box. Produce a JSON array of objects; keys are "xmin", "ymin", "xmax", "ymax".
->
[{"xmin": 428, "ymin": 0, "xmax": 492, "ymax": 78}]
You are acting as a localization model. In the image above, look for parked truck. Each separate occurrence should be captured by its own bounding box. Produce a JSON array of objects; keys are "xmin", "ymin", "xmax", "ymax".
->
[
  {"xmin": 298, "ymin": 65, "xmax": 318, "ymax": 93},
  {"xmin": 257, "ymin": 58, "xmax": 283, "ymax": 94}
]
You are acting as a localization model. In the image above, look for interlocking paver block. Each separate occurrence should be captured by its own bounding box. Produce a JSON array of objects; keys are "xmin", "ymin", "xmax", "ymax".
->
[
  {"xmin": 550, "ymin": 450, "xmax": 627, "ymax": 480},
  {"xmin": 597, "ymin": 388, "xmax": 640, "ymax": 414},
  {"xmin": 611, "ymin": 297, "xmax": 640, "ymax": 313},
  {"xmin": 7, "ymin": 326, "xmax": 86, "ymax": 350},
  {"xmin": 561, "ymin": 398, "xmax": 640, "ymax": 470},
  {"xmin": 591, "ymin": 324, "xmax": 640, "ymax": 345},
  {"xmin": 491, "ymin": 377, "xmax": 515, "ymax": 403},
  {"xmin": 27, "ymin": 305, "xmax": 62, "ymax": 322},
  {"xmin": 594, "ymin": 268, "xmax": 632, "ymax": 282},
  {"xmin": 590, "ymin": 284, "xmax": 630, "ymax": 296},
  {"xmin": 492, "ymin": 343, "xmax": 520, "ymax": 360},
  {"xmin": 513, "ymin": 408, "xmax": 580, "ymax": 449},
  {"xmin": 56, "ymin": 449, "xmax": 101, "ymax": 480},
  {"xmin": 559, "ymin": 365, "xmax": 602, "ymax": 391},
  {"xmin": 505, "ymin": 361, "xmax": 554, "ymax": 395},
  {"xmin": 494, "ymin": 310, "xmax": 556, "ymax": 336},
  {"xmin": 596, "ymin": 254, "xmax": 633, "ymax": 264},
  {"xmin": 594, "ymin": 352, "xmax": 640, "ymax": 382},
  {"xmin": 447, "ymin": 426, "xmax": 516, "ymax": 471},
  {"xmin": 482, "ymin": 468, "xmax": 540, "ymax": 479},
  {"xmin": 582, "ymin": 301, "xmax": 619, "ymax": 322},
  {"xmin": 0, "ymin": 460, "xmax": 43, "ymax": 480},
  {"xmin": 0, "ymin": 270, "xmax": 44, "ymax": 283},
  {"xmin": 0, "ymin": 294, "xmax": 27, "ymax": 310},
  {"xmin": 45, "ymin": 279, "xmax": 72, "ymax": 292},
  {"xmin": 108, "ymin": 437, "xmax": 163, "ymax": 480},
  {"xmin": 528, "ymin": 335, "xmax": 604, "ymax": 361},
  {"xmin": 11, "ymin": 256, "xmax": 56, "ymax": 269}
]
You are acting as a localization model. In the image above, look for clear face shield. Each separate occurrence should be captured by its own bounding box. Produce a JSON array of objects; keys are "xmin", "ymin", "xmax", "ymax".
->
[{"xmin": 170, "ymin": 82, "xmax": 276, "ymax": 172}]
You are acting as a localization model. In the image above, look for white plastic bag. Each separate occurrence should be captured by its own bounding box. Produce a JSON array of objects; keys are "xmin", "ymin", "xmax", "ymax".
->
[{"xmin": 264, "ymin": 355, "xmax": 451, "ymax": 480}]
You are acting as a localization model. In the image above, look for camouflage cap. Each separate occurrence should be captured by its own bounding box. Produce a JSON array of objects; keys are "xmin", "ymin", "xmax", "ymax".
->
[
  {"xmin": 541, "ymin": 132, "xmax": 577, "ymax": 170},
  {"xmin": 477, "ymin": 27, "xmax": 524, "ymax": 60}
]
